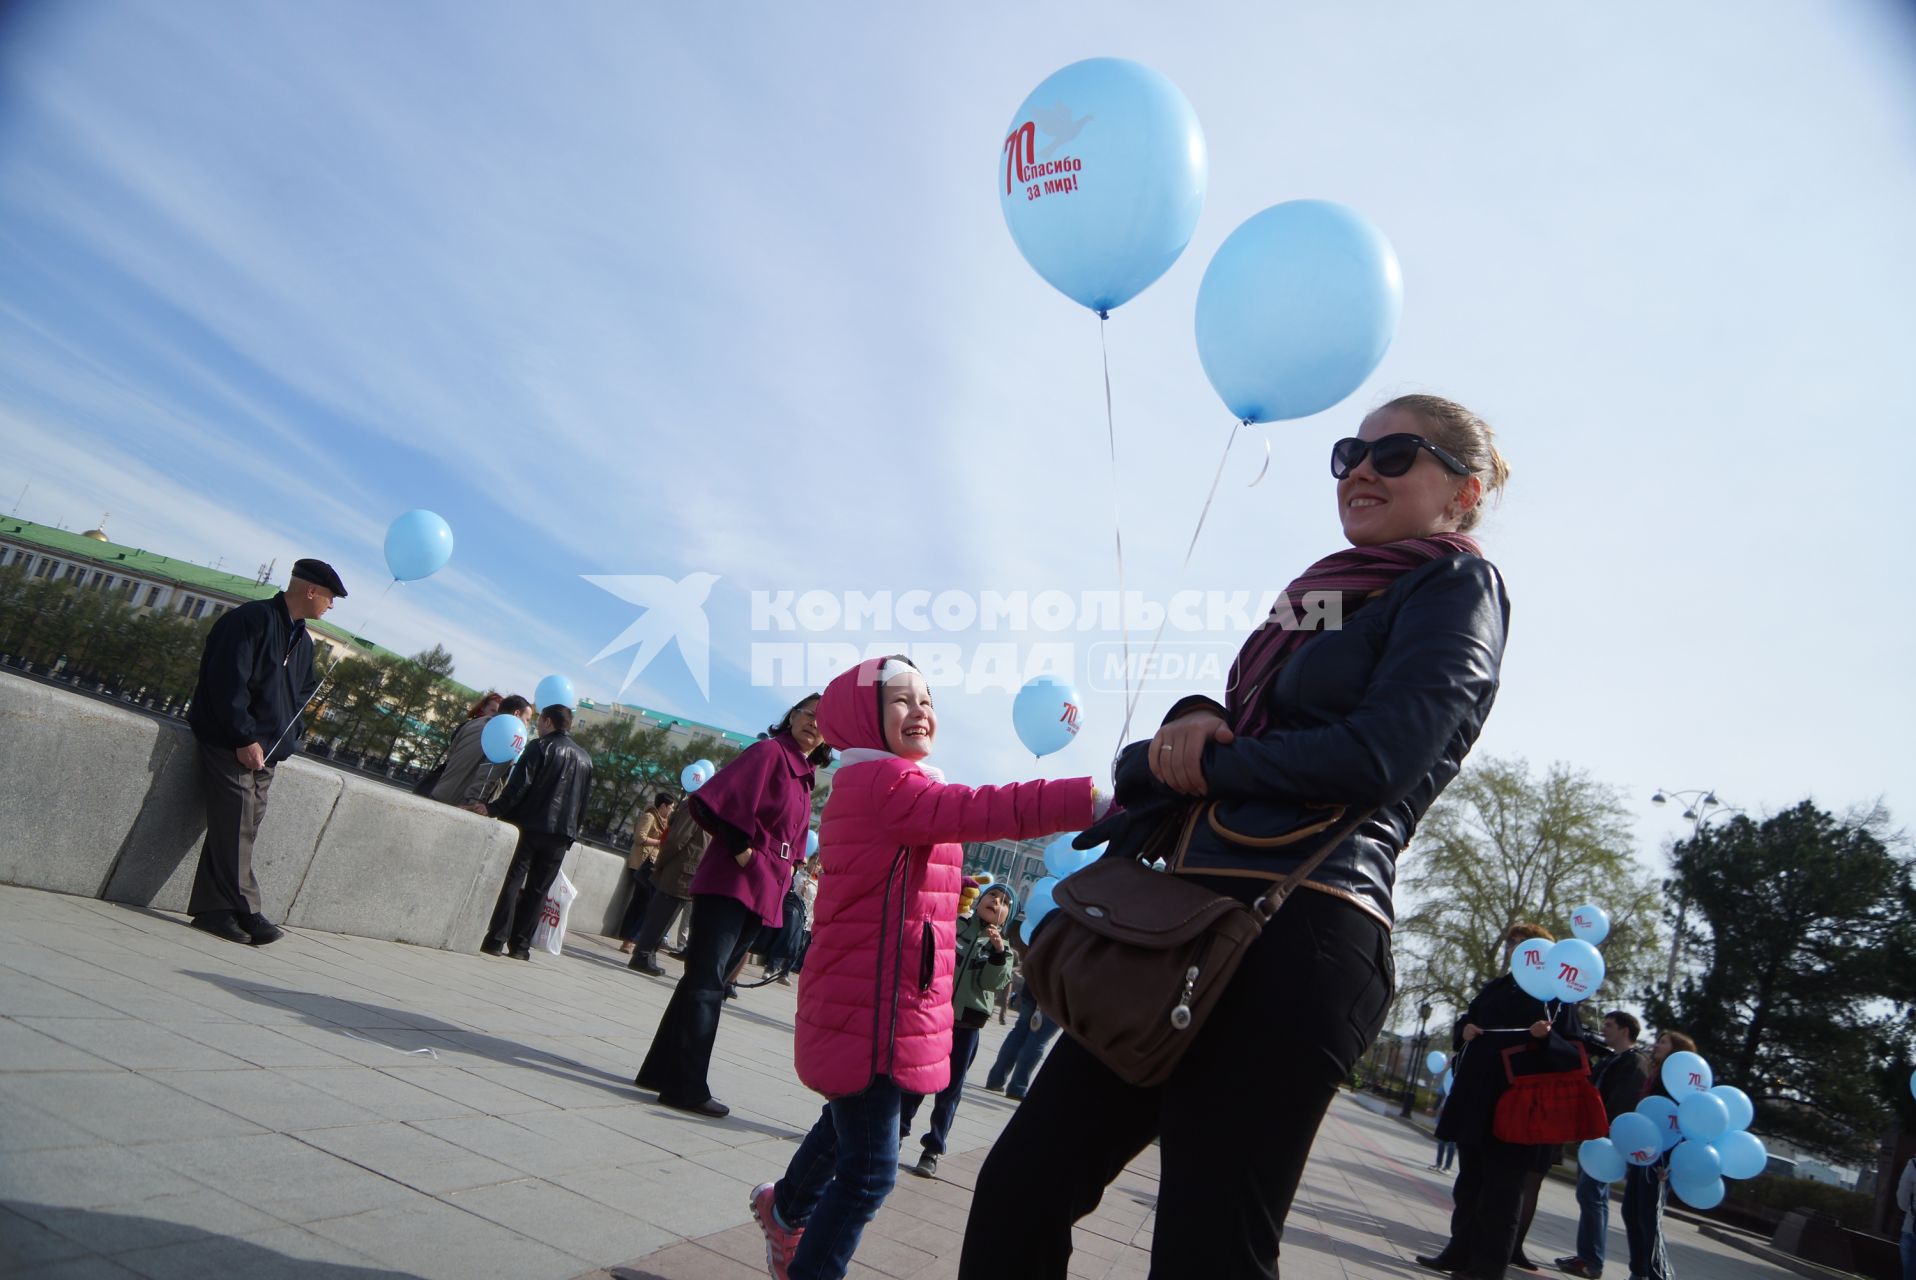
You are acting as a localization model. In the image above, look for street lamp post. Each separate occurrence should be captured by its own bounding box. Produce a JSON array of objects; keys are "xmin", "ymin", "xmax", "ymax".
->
[
  {"xmin": 1401, "ymin": 1001, "xmax": 1435, "ymax": 1117},
  {"xmin": 1651, "ymin": 787, "xmax": 1742, "ymax": 996}
]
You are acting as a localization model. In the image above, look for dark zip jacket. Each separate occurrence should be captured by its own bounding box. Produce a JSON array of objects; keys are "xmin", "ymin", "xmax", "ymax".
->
[
  {"xmin": 487, "ymin": 730, "xmax": 594, "ymax": 840},
  {"xmin": 185, "ymin": 592, "xmax": 318, "ymax": 764}
]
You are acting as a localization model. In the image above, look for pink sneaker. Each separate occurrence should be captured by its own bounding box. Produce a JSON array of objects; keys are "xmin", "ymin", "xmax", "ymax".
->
[{"xmin": 749, "ymin": 1182, "xmax": 802, "ymax": 1279}]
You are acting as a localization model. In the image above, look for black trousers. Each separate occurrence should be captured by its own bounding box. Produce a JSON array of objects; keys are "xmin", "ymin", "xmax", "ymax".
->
[
  {"xmin": 631, "ymin": 888, "xmax": 689, "ymax": 955},
  {"xmin": 485, "ymin": 830, "xmax": 571, "ymax": 952},
  {"xmin": 189, "ymin": 741, "xmax": 276, "ymax": 917},
  {"xmin": 617, "ymin": 865, "xmax": 655, "ymax": 941},
  {"xmin": 636, "ymin": 893, "xmax": 761, "ymax": 1106},
  {"xmin": 958, "ymin": 889, "xmax": 1392, "ymax": 1280},
  {"xmin": 1440, "ymin": 1138, "xmax": 1537, "ymax": 1279}
]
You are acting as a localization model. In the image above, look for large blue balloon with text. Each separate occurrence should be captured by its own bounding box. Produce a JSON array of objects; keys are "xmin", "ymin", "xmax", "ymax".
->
[{"xmin": 999, "ymin": 58, "xmax": 1207, "ymax": 315}]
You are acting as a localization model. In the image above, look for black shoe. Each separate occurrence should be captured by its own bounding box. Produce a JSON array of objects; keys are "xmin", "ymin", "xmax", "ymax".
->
[
  {"xmin": 633, "ymin": 1073, "xmax": 662, "ymax": 1093},
  {"xmin": 480, "ymin": 940, "xmax": 506, "ymax": 956},
  {"xmin": 909, "ymin": 1150, "xmax": 938, "ymax": 1179},
  {"xmin": 508, "ymin": 947, "xmax": 531, "ymax": 961},
  {"xmin": 1555, "ymin": 1260, "xmax": 1599, "ymax": 1279},
  {"xmin": 1005, "ymin": 1089, "xmax": 1026, "ymax": 1101},
  {"xmin": 659, "ymin": 1094, "xmax": 729, "ymax": 1118},
  {"xmin": 663, "ymin": 947, "xmax": 688, "ymax": 960},
  {"xmin": 724, "ymin": 984, "xmax": 739, "ymax": 1000},
  {"xmin": 239, "ymin": 913, "xmax": 284, "ymax": 946},
  {"xmin": 1511, "ymin": 1252, "xmax": 1539, "ymax": 1272},
  {"xmin": 628, "ymin": 952, "xmax": 666, "ymax": 976},
  {"xmin": 190, "ymin": 912, "xmax": 253, "ymax": 945},
  {"xmin": 1414, "ymin": 1255, "xmax": 1463, "ymax": 1275},
  {"xmin": 984, "ymin": 1082, "xmax": 1005, "ymax": 1093}
]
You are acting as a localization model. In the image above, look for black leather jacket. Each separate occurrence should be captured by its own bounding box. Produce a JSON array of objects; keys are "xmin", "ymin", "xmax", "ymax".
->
[
  {"xmin": 185, "ymin": 592, "xmax": 318, "ymax": 764},
  {"xmin": 1096, "ymin": 553, "xmax": 1508, "ymax": 926},
  {"xmin": 487, "ymin": 730, "xmax": 594, "ymax": 839}
]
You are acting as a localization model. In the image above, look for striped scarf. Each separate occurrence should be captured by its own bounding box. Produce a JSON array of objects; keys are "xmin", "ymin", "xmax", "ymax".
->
[{"xmin": 1224, "ymin": 533, "xmax": 1482, "ymax": 739}]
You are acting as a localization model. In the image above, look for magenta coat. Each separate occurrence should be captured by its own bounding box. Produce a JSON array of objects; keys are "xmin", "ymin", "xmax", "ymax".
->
[
  {"xmin": 686, "ymin": 730, "xmax": 817, "ymax": 927},
  {"xmin": 795, "ymin": 657, "xmax": 1094, "ymax": 1098}
]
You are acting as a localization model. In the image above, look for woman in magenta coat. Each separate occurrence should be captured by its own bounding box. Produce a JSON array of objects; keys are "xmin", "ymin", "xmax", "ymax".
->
[{"xmin": 634, "ymin": 694, "xmax": 828, "ymax": 1118}]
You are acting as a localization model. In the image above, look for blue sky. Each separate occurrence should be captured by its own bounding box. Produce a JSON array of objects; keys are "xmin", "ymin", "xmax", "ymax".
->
[{"xmin": 2, "ymin": 1, "xmax": 1913, "ymax": 855}]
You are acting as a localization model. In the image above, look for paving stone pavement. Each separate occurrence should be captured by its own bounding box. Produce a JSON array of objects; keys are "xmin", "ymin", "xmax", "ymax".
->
[{"xmin": 0, "ymin": 886, "xmax": 1799, "ymax": 1279}]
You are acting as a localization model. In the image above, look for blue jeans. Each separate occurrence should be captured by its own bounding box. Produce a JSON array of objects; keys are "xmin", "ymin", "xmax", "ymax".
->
[
  {"xmin": 900, "ymin": 1025, "xmax": 980, "ymax": 1156},
  {"xmin": 774, "ymin": 1077, "xmax": 904, "ymax": 1280},
  {"xmin": 1621, "ymin": 1164, "xmax": 1670, "ymax": 1280},
  {"xmin": 1432, "ymin": 1139, "xmax": 1456, "ymax": 1170},
  {"xmin": 1901, "ymin": 1229, "xmax": 1915, "ymax": 1280},
  {"xmin": 987, "ymin": 1004, "xmax": 1061, "ymax": 1096},
  {"xmin": 1574, "ymin": 1169, "xmax": 1610, "ymax": 1272}
]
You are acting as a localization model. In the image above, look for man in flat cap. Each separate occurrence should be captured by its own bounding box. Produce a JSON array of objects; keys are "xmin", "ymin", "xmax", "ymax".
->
[{"xmin": 183, "ymin": 558, "xmax": 346, "ymax": 945}]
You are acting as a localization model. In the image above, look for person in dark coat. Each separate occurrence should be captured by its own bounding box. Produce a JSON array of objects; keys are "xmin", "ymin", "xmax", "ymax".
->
[
  {"xmin": 1418, "ymin": 922, "xmax": 1604, "ymax": 1279},
  {"xmin": 626, "ymin": 801, "xmax": 713, "ymax": 975},
  {"xmin": 182, "ymin": 559, "xmax": 346, "ymax": 946},
  {"xmin": 477, "ymin": 704, "xmax": 594, "ymax": 960},
  {"xmin": 1553, "ymin": 1009, "xmax": 1649, "ymax": 1277}
]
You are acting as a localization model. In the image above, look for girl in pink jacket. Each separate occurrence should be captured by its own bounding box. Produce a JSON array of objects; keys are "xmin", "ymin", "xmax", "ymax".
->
[{"xmin": 750, "ymin": 655, "xmax": 1103, "ymax": 1280}]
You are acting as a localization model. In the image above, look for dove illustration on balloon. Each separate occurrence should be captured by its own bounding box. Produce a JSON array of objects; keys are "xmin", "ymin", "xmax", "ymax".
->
[{"xmin": 1031, "ymin": 102, "xmax": 1094, "ymax": 157}]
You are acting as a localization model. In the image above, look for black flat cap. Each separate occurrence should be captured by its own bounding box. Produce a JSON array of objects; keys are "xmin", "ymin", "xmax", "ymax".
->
[{"xmin": 290, "ymin": 558, "xmax": 348, "ymax": 597}]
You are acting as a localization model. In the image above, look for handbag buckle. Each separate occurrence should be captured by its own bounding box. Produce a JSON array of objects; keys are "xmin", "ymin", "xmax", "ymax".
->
[{"xmin": 1170, "ymin": 964, "xmax": 1199, "ymax": 1031}]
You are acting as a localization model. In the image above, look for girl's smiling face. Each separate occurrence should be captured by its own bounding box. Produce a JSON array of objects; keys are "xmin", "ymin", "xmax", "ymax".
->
[{"xmin": 882, "ymin": 670, "xmax": 936, "ymax": 759}]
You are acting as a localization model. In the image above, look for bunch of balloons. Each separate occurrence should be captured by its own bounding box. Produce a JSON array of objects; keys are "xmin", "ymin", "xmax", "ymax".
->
[
  {"xmin": 1578, "ymin": 1049, "xmax": 1766, "ymax": 1209},
  {"xmin": 1012, "ymin": 675, "xmax": 1082, "ymax": 758},
  {"xmin": 680, "ymin": 759, "xmax": 715, "ymax": 792},
  {"xmin": 1021, "ymin": 831, "xmax": 1104, "ymax": 934},
  {"xmin": 1509, "ymin": 935, "xmax": 1608, "ymax": 1005}
]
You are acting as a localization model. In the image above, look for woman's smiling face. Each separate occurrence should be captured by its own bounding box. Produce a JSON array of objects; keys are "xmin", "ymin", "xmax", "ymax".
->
[{"xmin": 1337, "ymin": 407, "xmax": 1479, "ymax": 546}]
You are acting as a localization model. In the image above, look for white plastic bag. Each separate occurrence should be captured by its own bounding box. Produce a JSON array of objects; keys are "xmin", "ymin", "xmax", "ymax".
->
[{"xmin": 532, "ymin": 870, "xmax": 577, "ymax": 956}]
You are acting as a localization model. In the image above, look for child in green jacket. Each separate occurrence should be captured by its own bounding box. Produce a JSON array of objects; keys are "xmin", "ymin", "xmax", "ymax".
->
[{"xmin": 900, "ymin": 882, "xmax": 1015, "ymax": 1178}]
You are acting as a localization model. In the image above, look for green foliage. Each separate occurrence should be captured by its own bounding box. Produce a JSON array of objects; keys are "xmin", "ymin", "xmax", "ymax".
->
[
  {"xmin": 1645, "ymin": 801, "xmax": 1916, "ymax": 1162},
  {"xmin": 0, "ymin": 562, "xmax": 210, "ymax": 706},
  {"xmin": 573, "ymin": 719, "xmax": 741, "ymax": 838},
  {"xmin": 1395, "ymin": 757, "xmax": 1663, "ymax": 1023}
]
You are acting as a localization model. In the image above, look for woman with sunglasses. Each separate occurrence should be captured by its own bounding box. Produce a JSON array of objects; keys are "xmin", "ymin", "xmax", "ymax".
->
[{"xmin": 960, "ymin": 394, "xmax": 1511, "ymax": 1280}]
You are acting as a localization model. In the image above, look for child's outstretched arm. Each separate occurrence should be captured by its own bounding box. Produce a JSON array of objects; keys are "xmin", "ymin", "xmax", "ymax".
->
[{"xmin": 873, "ymin": 768, "xmax": 1097, "ymax": 848}]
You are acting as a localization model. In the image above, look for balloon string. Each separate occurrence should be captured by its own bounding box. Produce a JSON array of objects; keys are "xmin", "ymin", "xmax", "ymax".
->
[
  {"xmin": 1100, "ymin": 313, "xmax": 1137, "ymax": 766},
  {"xmin": 262, "ymin": 577, "xmax": 401, "ymax": 760},
  {"xmin": 1117, "ymin": 418, "xmax": 1248, "ymax": 742}
]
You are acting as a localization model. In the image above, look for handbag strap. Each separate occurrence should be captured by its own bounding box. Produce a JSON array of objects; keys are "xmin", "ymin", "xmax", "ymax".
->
[{"xmin": 1248, "ymin": 805, "xmax": 1380, "ymax": 924}]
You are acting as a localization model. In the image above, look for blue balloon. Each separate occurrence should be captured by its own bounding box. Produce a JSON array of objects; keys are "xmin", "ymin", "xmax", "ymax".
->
[
  {"xmin": 1670, "ymin": 1175, "xmax": 1725, "ymax": 1210},
  {"xmin": 806, "ymin": 830, "xmax": 819, "ymax": 859},
  {"xmin": 1677, "ymin": 1091, "xmax": 1730, "ymax": 1143},
  {"xmin": 1012, "ymin": 676, "xmax": 1082, "ymax": 757},
  {"xmin": 383, "ymin": 510, "xmax": 454, "ymax": 582},
  {"xmin": 1717, "ymin": 1129, "xmax": 1768, "ymax": 1180},
  {"xmin": 1662, "ymin": 1050, "xmax": 1714, "ymax": 1096},
  {"xmin": 1710, "ymin": 1085, "xmax": 1754, "ymax": 1133},
  {"xmin": 1440, "ymin": 1068, "xmax": 1454, "ymax": 1095},
  {"xmin": 1022, "ymin": 876, "xmax": 1061, "ymax": 935},
  {"xmin": 1545, "ymin": 938, "xmax": 1606, "ymax": 1003},
  {"xmin": 1636, "ymin": 1096, "xmax": 1684, "ymax": 1152},
  {"xmin": 999, "ymin": 58, "xmax": 1206, "ymax": 314},
  {"xmin": 1609, "ymin": 1113, "xmax": 1661, "ymax": 1167},
  {"xmin": 480, "ymin": 712, "xmax": 529, "ymax": 765},
  {"xmin": 1568, "ymin": 902, "xmax": 1611, "ymax": 945},
  {"xmin": 1669, "ymin": 1139, "xmax": 1722, "ymax": 1186},
  {"xmin": 1194, "ymin": 200, "xmax": 1402, "ymax": 423},
  {"xmin": 680, "ymin": 759, "xmax": 713, "ymax": 792},
  {"xmin": 534, "ymin": 675, "xmax": 576, "ymax": 711},
  {"xmin": 1043, "ymin": 833, "xmax": 1100, "ymax": 879},
  {"xmin": 1577, "ymin": 1138, "xmax": 1627, "ymax": 1183},
  {"xmin": 1426, "ymin": 1051, "xmax": 1447, "ymax": 1076},
  {"xmin": 1510, "ymin": 937, "xmax": 1555, "ymax": 1000}
]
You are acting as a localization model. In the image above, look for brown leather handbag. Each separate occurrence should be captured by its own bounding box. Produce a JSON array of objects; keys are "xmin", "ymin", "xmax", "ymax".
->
[{"xmin": 1022, "ymin": 802, "xmax": 1375, "ymax": 1088}]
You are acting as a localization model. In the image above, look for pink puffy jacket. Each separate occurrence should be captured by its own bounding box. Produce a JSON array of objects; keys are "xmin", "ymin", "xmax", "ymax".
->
[{"xmin": 795, "ymin": 657, "xmax": 1094, "ymax": 1098}]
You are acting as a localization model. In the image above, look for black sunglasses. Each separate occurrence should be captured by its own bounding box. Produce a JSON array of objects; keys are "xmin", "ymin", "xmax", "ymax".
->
[{"xmin": 1330, "ymin": 432, "xmax": 1471, "ymax": 479}]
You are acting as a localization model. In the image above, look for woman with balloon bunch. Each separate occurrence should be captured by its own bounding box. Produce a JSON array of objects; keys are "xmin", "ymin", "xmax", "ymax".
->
[{"xmin": 1416, "ymin": 923, "xmax": 1608, "ymax": 1278}]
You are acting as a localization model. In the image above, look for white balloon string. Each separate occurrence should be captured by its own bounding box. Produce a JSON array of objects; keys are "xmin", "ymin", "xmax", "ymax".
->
[
  {"xmin": 263, "ymin": 577, "xmax": 401, "ymax": 760},
  {"xmin": 1248, "ymin": 436, "xmax": 1272, "ymax": 487},
  {"xmin": 1101, "ymin": 313, "xmax": 1137, "ymax": 768},
  {"xmin": 1117, "ymin": 418, "xmax": 1249, "ymax": 740}
]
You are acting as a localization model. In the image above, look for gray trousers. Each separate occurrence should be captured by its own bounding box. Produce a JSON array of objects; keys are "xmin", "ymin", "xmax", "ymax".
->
[{"xmin": 189, "ymin": 740, "xmax": 275, "ymax": 917}]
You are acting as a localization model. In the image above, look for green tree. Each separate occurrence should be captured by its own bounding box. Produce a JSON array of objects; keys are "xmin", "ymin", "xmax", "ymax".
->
[
  {"xmin": 1644, "ymin": 801, "xmax": 1916, "ymax": 1161},
  {"xmin": 1395, "ymin": 756, "xmax": 1663, "ymax": 1022}
]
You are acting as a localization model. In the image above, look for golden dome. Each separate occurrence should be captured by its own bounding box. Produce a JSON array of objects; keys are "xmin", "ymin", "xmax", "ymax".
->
[{"xmin": 81, "ymin": 513, "xmax": 110, "ymax": 542}]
